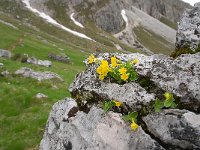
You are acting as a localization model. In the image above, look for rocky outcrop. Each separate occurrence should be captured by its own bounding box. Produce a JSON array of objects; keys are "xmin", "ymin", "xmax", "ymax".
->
[
  {"xmin": 143, "ymin": 109, "xmax": 200, "ymax": 149},
  {"xmin": 15, "ymin": 67, "xmax": 63, "ymax": 81},
  {"xmin": 40, "ymin": 98, "xmax": 164, "ymax": 150},
  {"xmin": 48, "ymin": 53, "xmax": 70, "ymax": 64},
  {"xmin": 0, "ymin": 49, "xmax": 11, "ymax": 58},
  {"xmin": 176, "ymin": 3, "xmax": 200, "ymax": 52},
  {"xmin": 27, "ymin": 57, "xmax": 52, "ymax": 67},
  {"xmin": 41, "ymin": 52, "xmax": 200, "ymax": 150},
  {"xmin": 36, "ymin": 93, "xmax": 48, "ymax": 99},
  {"xmin": 70, "ymin": 52, "xmax": 200, "ymax": 110}
]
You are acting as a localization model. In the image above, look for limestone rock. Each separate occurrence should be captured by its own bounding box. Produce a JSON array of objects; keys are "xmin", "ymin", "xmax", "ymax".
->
[
  {"xmin": 88, "ymin": 53, "xmax": 200, "ymax": 108},
  {"xmin": 176, "ymin": 3, "xmax": 200, "ymax": 51},
  {"xmin": 69, "ymin": 65, "xmax": 155, "ymax": 111},
  {"xmin": 0, "ymin": 49, "xmax": 11, "ymax": 58},
  {"xmin": 27, "ymin": 57, "xmax": 52, "ymax": 67},
  {"xmin": 15, "ymin": 67, "xmax": 63, "ymax": 81},
  {"xmin": 1, "ymin": 70, "xmax": 9, "ymax": 77},
  {"xmin": 40, "ymin": 98, "xmax": 164, "ymax": 150},
  {"xmin": 48, "ymin": 53, "xmax": 70, "ymax": 64},
  {"xmin": 143, "ymin": 109, "xmax": 200, "ymax": 149},
  {"xmin": 0, "ymin": 63, "xmax": 4, "ymax": 68},
  {"xmin": 36, "ymin": 93, "xmax": 48, "ymax": 99}
]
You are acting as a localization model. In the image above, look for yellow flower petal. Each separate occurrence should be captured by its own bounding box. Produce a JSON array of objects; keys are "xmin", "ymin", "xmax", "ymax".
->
[
  {"xmin": 119, "ymin": 67, "xmax": 127, "ymax": 75},
  {"xmin": 113, "ymin": 101, "xmax": 122, "ymax": 107},
  {"xmin": 132, "ymin": 58, "xmax": 139, "ymax": 65},
  {"xmin": 130, "ymin": 120, "xmax": 138, "ymax": 131},
  {"xmin": 88, "ymin": 54, "xmax": 96, "ymax": 64},
  {"xmin": 121, "ymin": 73, "xmax": 129, "ymax": 81},
  {"xmin": 164, "ymin": 92, "xmax": 173, "ymax": 101},
  {"xmin": 111, "ymin": 56, "xmax": 118, "ymax": 68}
]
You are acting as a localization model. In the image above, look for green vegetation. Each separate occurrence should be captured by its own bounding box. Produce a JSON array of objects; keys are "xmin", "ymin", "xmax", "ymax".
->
[
  {"xmin": 133, "ymin": 27, "xmax": 174, "ymax": 55},
  {"xmin": 160, "ymin": 17, "xmax": 177, "ymax": 30}
]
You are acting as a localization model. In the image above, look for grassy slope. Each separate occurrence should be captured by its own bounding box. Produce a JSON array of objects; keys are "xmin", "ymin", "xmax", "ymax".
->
[
  {"xmin": 133, "ymin": 27, "xmax": 175, "ymax": 55},
  {"xmin": 0, "ymin": 17, "xmax": 88, "ymax": 149}
]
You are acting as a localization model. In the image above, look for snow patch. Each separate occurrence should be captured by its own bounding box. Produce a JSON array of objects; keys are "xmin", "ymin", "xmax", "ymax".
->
[
  {"xmin": 0, "ymin": 19, "xmax": 18, "ymax": 30},
  {"xmin": 70, "ymin": 13, "xmax": 84, "ymax": 28},
  {"xmin": 121, "ymin": 10, "xmax": 128, "ymax": 27},
  {"xmin": 22, "ymin": 0, "xmax": 94, "ymax": 41}
]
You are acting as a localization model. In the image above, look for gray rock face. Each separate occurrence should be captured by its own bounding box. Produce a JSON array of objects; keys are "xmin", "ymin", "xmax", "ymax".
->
[
  {"xmin": 48, "ymin": 53, "xmax": 70, "ymax": 64},
  {"xmin": 85, "ymin": 53, "xmax": 200, "ymax": 107},
  {"xmin": 176, "ymin": 3, "xmax": 200, "ymax": 51},
  {"xmin": 0, "ymin": 63, "xmax": 4, "ymax": 68},
  {"xmin": 143, "ymin": 109, "xmax": 200, "ymax": 149},
  {"xmin": 1, "ymin": 70, "xmax": 9, "ymax": 77},
  {"xmin": 0, "ymin": 49, "xmax": 11, "ymax": 58},
  {"xmin": 40, "ymin": 98, "xmax": 164, "ymax": 150},
  {"xmin": 69, "ymin": 64, "xmax": 155, "ymax": 111},
  {"xmin": 15, "ymin": 67, "xmax": 63, "ymax": 81},
  {"xmin": 27, "ymin": 57, "xmax": 52, "ymax": 67}
]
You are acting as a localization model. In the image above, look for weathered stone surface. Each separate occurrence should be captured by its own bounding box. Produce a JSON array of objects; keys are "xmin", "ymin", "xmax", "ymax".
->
[
  {"xmin": 88, "ymin": 53, "xmax": 200, "ymax": 107},
  {"xmin": 1, "ymin": 70, "xmax": 9, "ymax": 77},
  {"xmin": 0, "ymin": 63, "xmax": 4, "ymax": 68},
  {"xmin": 36, "ymin": 93, "xmax": 48, "ymax": 99},
  {"xmin": 40, "ymin": 98, "xmax": 164, "ymax": 150},
  {"xmin": 69, "ymin": 65, "xmax": 155, "ymax": 111},
  {"xmin": 143, "ymin": 109, "xmax": 200, "ymax": 149},
  {"xmin": 176, "ymin": 3, "xmax": 200, "ymax": 51},
  {"xmin": 15, "ymin": 67, "xmax": 63, "ymax": 81},
  {"xmin": 27, "ymin": 57, "xmax": 52, "ymax": 67},
  {"xmin": 48, "ymin": 53, "xmax": 70, "ymax": 64},
  {"xmin": 0, "ymin": 49, "xmax": 11, "ymax": 58}
]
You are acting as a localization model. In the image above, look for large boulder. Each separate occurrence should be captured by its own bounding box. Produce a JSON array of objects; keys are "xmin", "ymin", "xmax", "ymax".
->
[
  {"xmin": 15, "ymin": 67, "xmax": 63, "ymax": 81},
  {"xmin": 176, "ymin": 3, "xmax": 200, "ymax": 52},
  {"xmin": 143, "ymin": 109, "xmax": 200, "ymax": 149},
  {"xmin": 70, "ymin": 52, "xmax": 200, "ymax": 111},
  {"xmin": 27, "ymin": 57, "xmax": 52, "ymax": 67},
  {"xmin": 0, "ymin": 49, "xmax": 11, "ymax": 58},
  {"xmin": 40, "ymin": 98, "xmax": 164, "ymax": 150}
]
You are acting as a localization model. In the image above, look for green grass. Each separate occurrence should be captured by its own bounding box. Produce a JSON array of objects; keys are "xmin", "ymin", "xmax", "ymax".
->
[
  {"xmin": 160, "ymin": 17, "xmax": 177, "ymax": 30},
  {"xmin": 0, "ymin": 18, "xmax": 87, "ymax": 149},
  {"xmin": 133, "ymin": 27, "xmax": 175, "ymax": 55}
]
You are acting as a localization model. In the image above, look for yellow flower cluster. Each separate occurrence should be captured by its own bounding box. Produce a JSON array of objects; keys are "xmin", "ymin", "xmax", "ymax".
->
[
  {"xmin": 164, "ymin": 92, "xmax": 173, "ymax": 101},
  {"xmin": 88, "ymin": 54, "xmax": 96, "ymax": 64},
  {"xmin": 96, "ymin": 60, "xmax": 110, "ymax": 80},
  {"xmin": 111, "ymin": 56, "xmax": 118, "ymax": 68},
  {"xmin": 130, "ymin": 120, "xmax": 139, "ymax": 131},
  {"xmin": 119, "ymin": 67, "xmax": 129, "ymax": 81}
]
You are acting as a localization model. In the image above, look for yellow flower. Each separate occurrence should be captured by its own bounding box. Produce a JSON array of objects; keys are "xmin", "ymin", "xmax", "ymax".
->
[
  {"xmin": 130, "ymin": 120, "xmax": 138, "ymax": 131},
  {"xmin": 111, "ymin": 56, "xmax": 118, "ymax": 68},
  {"xmin": 88, "ymin": 54, "xmax": 96, "ymax": 64},
  {"xmin": 132, "ymin": 58, "xmax": 139, "ymax": 65},
  {"xmin": 113, "ymin": 101, "xmax": 122, "ymax": 107},
  {"xmin": 96, "ymin": 60, "xmax": 110, "ymax": 80},
  {"xmin": 121, "ymin": 73, "xmax": 129, "ymax": 81},
  {"xmin": 119, "ymin": 67, "xmax": 127, "ymax": 75},
  {"xmin": 164, "ymin": 92, "xmax": 173, "ymax": 101}
]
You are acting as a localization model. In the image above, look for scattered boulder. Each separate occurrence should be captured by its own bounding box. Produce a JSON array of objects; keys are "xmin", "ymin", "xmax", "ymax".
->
[
  {"xmin": 40, "ymin": 98, "xmax": 164, "ymax": 150},
  {"xmin": 0, "ymin": 49, "xmax": 11, "ymax": 58},
  {"xmin": 143, "ymin": 109, "xmax": 200, "ymax": 149},
  {"xmin": 36, "ymin": 93, "xmax": 48, "ymax": 99},
  {"xmin": 1, "ymin": 70, "xmax": 9, "ymax": 77},
  {"xmin": 27, "ymin": 57, "xmax": 52, "ymax": 67},
  {"xmin": 15, "ymin": 67, "xmax": 63, "ymax": 81},
  {"xmin": 176, "ymin": 3, "xmax": 200, "ymax": 52},
  {"xmin": 0, "ymin": 63, "xmax": 4, "ymax": 68},
  {"xmin": 48, "ymin": 53, "xmax": 70, "ymax": 63}
]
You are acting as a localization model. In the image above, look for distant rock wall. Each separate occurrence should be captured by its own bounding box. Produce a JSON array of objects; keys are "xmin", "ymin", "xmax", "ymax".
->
[{"xmin": 176, "ymin": 2, "xmax": 200, "ymax": 51}]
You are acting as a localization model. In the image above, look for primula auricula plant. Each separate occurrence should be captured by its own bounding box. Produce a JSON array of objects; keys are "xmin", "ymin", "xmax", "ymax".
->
[
  {"xmin": 154, "ymin": 92, "xmax": 177, "ymax": 112},
  {"xmin": 87, "ymin": 54, "xmax": 139, "ymax": 84}
]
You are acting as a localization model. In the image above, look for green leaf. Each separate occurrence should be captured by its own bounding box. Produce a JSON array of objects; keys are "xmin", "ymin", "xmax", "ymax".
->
[
  {"xmin": 122, "ymin": 112, "xmax": 138, "ymax": 122},
  {"xmin": 154, "ymin": 98, "xmax": 163, "ymax": 112},
  {"xmin": 170, "ymin": 101, "xmax": 177, "ymax": 108},
  {"xmin": 129, "ymin": 71, "xmax": 138, "ymax": 81},
  {"xmin": 102, "ymin": 101, "xmax": 115, "ymax": 112},
  {"xmin": 164, "ymin": 99, "xmax": 173, "ymax": 108}
]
